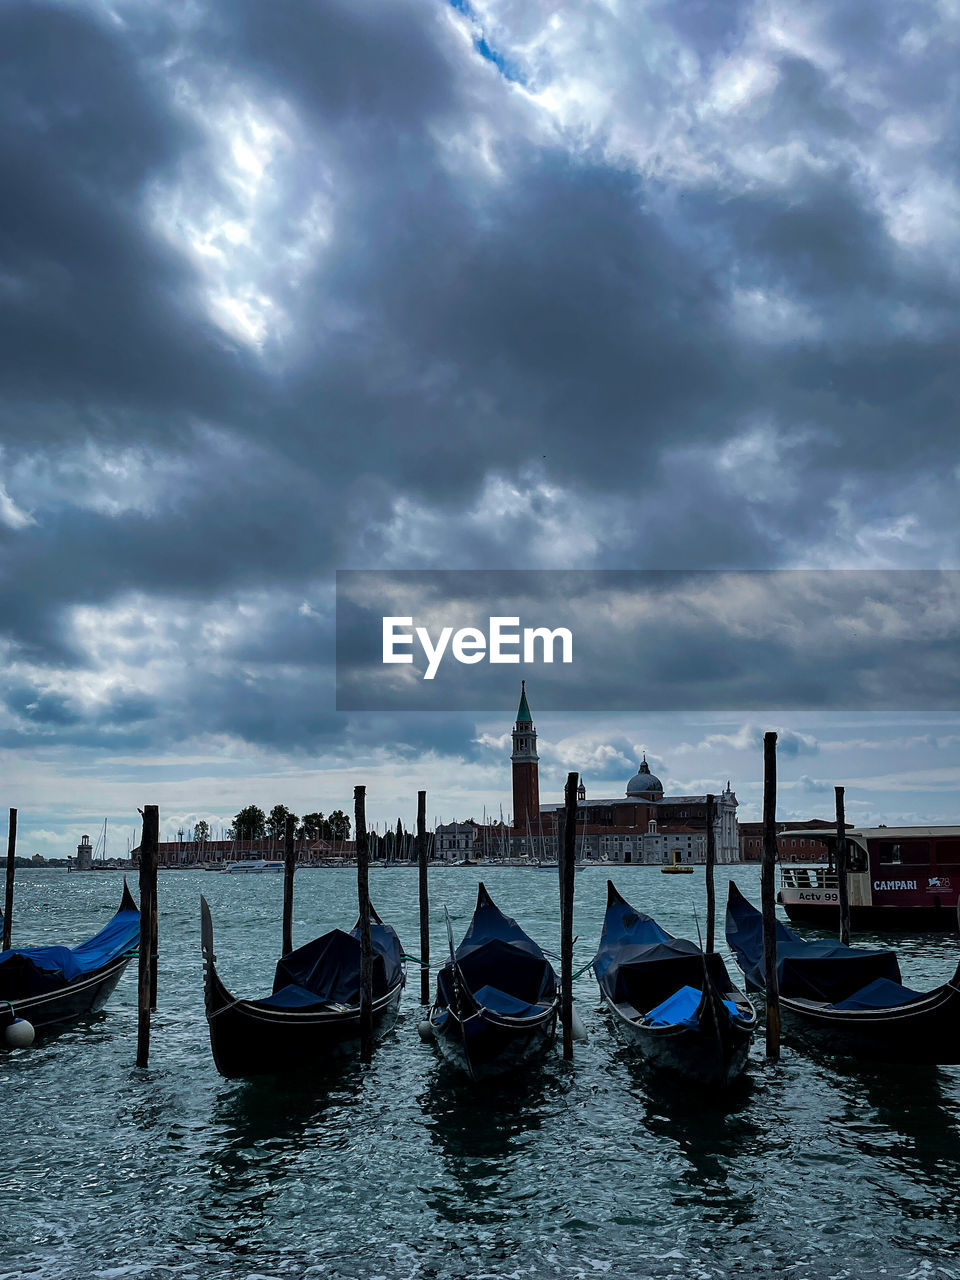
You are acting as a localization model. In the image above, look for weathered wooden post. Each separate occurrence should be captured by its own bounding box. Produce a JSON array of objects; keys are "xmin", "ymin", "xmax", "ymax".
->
[
  {"xmin": 417, "ymin": 790, "xmax": 430, "ymax": 1005},
  {"xmin": 2, "ymin": 808, "xmax": 17, "ymax": 951},
  {"xmin": 355, "ymin": 785, "xmax": 373, "ymax": 1062},
  {"xmin": 149, "ymin": 835, "xmax": 159, "ymax": 1012},
  {"xmin": 282, "ymin": 813, "xmax": 296, "ymax": 957},
  {"xmin": 136, "ymin": 805, "xmax": 159, "ymax": 1068},
  {"xmin": 705, "ymin": 794, "xmax": 716, "ymax": 953},
  {"xmin": 835, "ymin": 785, "xmax": 851, "ymax": 946},
  {"xmin": 761, "ymin": 733, "xmax": 781, "ymax": 1060},
  {"xmin": 559, "ymin": 771, "xmax": 578, "ymax": 1061}
]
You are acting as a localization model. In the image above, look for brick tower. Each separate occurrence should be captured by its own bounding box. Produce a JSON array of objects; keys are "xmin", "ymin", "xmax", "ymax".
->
[{"xmin": 511, "ymin": 681, "xmax": 540, "ymax": 834}]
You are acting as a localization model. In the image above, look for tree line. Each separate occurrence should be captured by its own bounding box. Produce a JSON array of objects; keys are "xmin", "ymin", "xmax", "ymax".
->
[{"xmin": 191, "ymin": 806, "xmax": 352, "ymax": 845}]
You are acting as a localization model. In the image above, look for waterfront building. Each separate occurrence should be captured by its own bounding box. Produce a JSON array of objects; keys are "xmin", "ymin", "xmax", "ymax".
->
[
  {"xmin": 435, "ymin": 821, "xmax": 480, "ymax": 861},
  {"xmin": 738, "ymin": 819, "xmax": 834, "ymax": 863},
  {"xmin": 132, "ymin": 835, "xmax": 356, "ymax": 867},
  {"xmin": 505, "ymin": 686, "xmax": 740, "ymax": 864}
]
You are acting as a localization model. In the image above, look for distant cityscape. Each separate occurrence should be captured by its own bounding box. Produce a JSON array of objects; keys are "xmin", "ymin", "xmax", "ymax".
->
[{"xmin": 3, "ymin": 686, "xmax": 866, "ymax": 872}]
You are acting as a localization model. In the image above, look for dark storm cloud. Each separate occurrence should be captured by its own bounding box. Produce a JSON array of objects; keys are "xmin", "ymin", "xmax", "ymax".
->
[
  {"xmin": 0, "ymin": 2, "xmax": 261, "ymax": 433},
  {"xmin": 1, "ymin": 0, "xmax": 959, "ymax": 759}
]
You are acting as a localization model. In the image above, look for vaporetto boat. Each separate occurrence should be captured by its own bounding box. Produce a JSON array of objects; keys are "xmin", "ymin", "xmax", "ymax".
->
[
  {"xmin": 221, "ymin": 859, "xmax": 285, "ymax": 874},
  {"xmin": 778, "ymin": 825, "xmax": 960, "ymax": 930}
]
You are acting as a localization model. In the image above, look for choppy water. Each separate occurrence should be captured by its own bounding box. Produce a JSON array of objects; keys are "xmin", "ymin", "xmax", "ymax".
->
[{"xmin": 3, "ymin": 865, "xmax": 960, "ymax": 1280}]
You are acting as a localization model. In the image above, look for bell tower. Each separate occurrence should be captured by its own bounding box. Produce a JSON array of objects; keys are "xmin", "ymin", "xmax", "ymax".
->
[{"xmin": 511, "ymin": 681, "xmax": 540, "ymax": 833}]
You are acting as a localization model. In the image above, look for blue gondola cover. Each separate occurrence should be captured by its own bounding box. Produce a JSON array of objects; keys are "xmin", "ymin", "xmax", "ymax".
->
[
  {"xmin": 270, "ymin": 920, "xmax": 403, "ymax": 1008},
  {"xmin": 828, "ymin": 977, "xmax": 925, "ymax": 1011},
  {"xmin": 726, "ymin": 884, "xmax": 901, "ymax": 1002},
  {"xmin": 435, "ymin": 889, "xmax": 556, "ymax": 1016},
  {"xmin": 0, "ymin": 903, "xmax": 140, "ymax": 998},
  {"xmin": 593, "ymin": 894, "xmax": 736, "ymax": 1014},
  {"xmin": 644, "ymin": 985, "xmax": 740, "ymax": 1029}
]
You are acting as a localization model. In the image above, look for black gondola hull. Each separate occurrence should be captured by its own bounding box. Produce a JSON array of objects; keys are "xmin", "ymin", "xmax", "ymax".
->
[
  {"xmin": 5, "ymin": 953, "xmax": 135, "ymax": 1032},
  {"xmin": 200, "ymin": 896, "xmax": 405, "ymax": 1078},
  {"xmin": 427, "ymin": 883, "xmax": 560, "ymax": 1081},
  {"xmin": 593, "ymin": 881, "xmax": 756, "ymax": 1087},
  {"xmin": 205, "ymin": 978, "xmax": 404, "ymax": 1079},
  {"xmin": 726, "ymin": 880, "xmax": 960, "ymax": 1063},
  {"xmin": 1, "ymin": 881, "xmax": 139, "ymax": 1036},
  {"xmin": 601, "ymin": 993, "xmax": 754, "ymax": 1086},
  {"xmin": 428, "ymin": 1005, "xmax": 556, "ymax": 1080},
  {"xmin": 774, "ymin": 984, "xmax": 960, "ymax": 1063}
]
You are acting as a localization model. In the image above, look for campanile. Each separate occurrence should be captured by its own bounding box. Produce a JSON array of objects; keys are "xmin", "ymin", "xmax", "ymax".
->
[{"xmin": 511, "ymin": 681, "xmax": 540, "ymax": 833}]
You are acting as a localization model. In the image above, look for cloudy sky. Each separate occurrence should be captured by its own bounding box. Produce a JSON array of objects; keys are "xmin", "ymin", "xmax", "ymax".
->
[{"xmin": 2, "ymin": 0, "xmax": 960, "ymax": 855}]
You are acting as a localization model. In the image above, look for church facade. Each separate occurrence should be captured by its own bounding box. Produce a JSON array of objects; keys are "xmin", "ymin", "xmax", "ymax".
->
[{"xmin": 507, "ymin": 686, "xmax": 740, "ymax": 865}]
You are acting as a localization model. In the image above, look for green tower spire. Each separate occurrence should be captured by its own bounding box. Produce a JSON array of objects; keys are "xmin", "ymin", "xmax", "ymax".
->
[{"xmin": 516, "ymin": 680, "xmax": 532, "ymax": 725}]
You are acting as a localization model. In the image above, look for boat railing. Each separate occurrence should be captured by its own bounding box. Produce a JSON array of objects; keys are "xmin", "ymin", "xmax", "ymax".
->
[{"xmin": 780, "ymin": 866, "xmax": 839, "ymax": 890}]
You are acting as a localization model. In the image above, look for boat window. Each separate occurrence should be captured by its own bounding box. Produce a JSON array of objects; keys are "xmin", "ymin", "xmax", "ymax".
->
[
  {"xmin": 902, "ymin": 841, "xmax": 930, "ymax": 864},
  {"xmin": 878, "ymin": 840, "xmax": 929, "ymax": 864},
  {"xmin": 935, "ymin": 840, "xmax": 960, "ymax": 867}
]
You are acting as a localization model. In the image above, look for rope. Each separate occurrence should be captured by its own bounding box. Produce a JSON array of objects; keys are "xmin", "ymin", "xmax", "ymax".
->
[
  {"xmin": 402, "ymin": 950, "xmax": 595, "ymax": 980},
  {"xmin": 401, "ymin": 952, "xmax": 599, "ymax": 977},
  {"xmin": 401, "ymin": 951, "xmax": 444, "ymax": 969}
]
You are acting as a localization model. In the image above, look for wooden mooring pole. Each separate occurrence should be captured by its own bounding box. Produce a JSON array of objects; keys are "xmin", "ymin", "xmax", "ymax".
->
[
  {"xmin": 355, "ymin": 785, "xmax": 373, "ymax": 1063},
  {"xmin": 282, "ymin": 813, "xmax": 296, "ymax": 957},
  {"xmin": 761, "ymin": 733, "xmax": 781, "ymax": 1061},
  {"xmin": 2, "ymin": 808, "xmax": 17, "ymax": 951},
  {"xmin": 705, "ymin": 794, "xmax": 716, "ymax": 953},
  {"xmin": 559, "ymin": 771, "xmax": 578, "ymax": 1061},
  {"xmin": 417, "ymin": 790, "xmax": 430, "ymax": 1006},
  {"xmin": 836, "ymin": 785, "xmax": 851, "ymax": 946},
  {"xmin": 136, "ymin": 805, "xmax": 159, "ymax": 1068}
]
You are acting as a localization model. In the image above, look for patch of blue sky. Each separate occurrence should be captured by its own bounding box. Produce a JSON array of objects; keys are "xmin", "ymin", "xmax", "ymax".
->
[{"xmin": 446, "ymin": 0, "xmax": 525, "ymax": 84}]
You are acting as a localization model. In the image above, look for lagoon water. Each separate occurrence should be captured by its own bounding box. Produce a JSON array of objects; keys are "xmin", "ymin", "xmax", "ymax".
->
[{"xmin": 3, "ymin": 865, "xmax": 960, "ymax": 1280}]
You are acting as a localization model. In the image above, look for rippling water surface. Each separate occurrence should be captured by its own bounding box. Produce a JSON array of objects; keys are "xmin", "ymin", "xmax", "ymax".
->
[{"xmin": 3, "ymin": 866, "xmax": 960, "ymax": 1280}]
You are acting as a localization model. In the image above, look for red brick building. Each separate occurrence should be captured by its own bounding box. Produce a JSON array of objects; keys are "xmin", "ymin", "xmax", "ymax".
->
[{"xmin": 738, "ymin": 818, "xmax": 835, "ymax": 863}]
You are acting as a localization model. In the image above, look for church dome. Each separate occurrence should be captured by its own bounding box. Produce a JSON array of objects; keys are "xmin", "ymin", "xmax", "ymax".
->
[{"xmin": 626, "ymin": 757, "xmax": 663, "ymax": 798}]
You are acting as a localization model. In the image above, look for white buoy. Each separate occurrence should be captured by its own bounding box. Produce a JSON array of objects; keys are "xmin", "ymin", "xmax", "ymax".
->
[
  {"xmin": 570, "ymin": 1004, "xmax": 588, "ymax": 1043},
  {"xmin": 417, "ymin": 1020, "xmax": 433, "ymax": 1041},
  {"xmin": 5, "ymin": 1017, "xmax": 35, "ymax": 1049}
]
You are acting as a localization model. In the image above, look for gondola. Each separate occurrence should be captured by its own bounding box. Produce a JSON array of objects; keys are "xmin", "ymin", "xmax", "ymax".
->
[
  {"xmin": 592, "ymin": 881, "xmax": 756, "ymax": 1086},
  {"xmin": 0, "ymin": 880, "xmax": 139, "ymax": 1036},
  {"xmin": 200, "ymin": 896, "xmax": 405, "ymax": 1078},
  {"xmin": 725, "ymin": 881, "xmax": 960, "ymax": 1063},
  {"xmin": 427, "ymin": 883, "xmax": 559, "ymax": 1080}
]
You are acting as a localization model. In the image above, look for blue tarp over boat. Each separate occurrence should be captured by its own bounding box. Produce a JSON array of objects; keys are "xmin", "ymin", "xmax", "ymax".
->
[
  {"xmin": 828, "ymin": 977, "xmax": 925, "ymax": 1011},
  {"xmin": 0, "ymin": 892, "xmax": 140, "ymax": 999},
  {"xmin": 644, "ymin": 985, "xmax": 740, "ymax": 1029},
  {"xmin": 726, "ymin": 882, "xmax": 901, "ymax": 1002},
  {"xmin": 593, "ymin": 889, "xmax": 736, "ymax": 1017},
  {"xmin": 266, "ymin": 918, "xmax": 403, "ymax": 1010},
  {"xmin": 436, "ymin": 885, "xmax": 557, "ymax": 1015}
]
